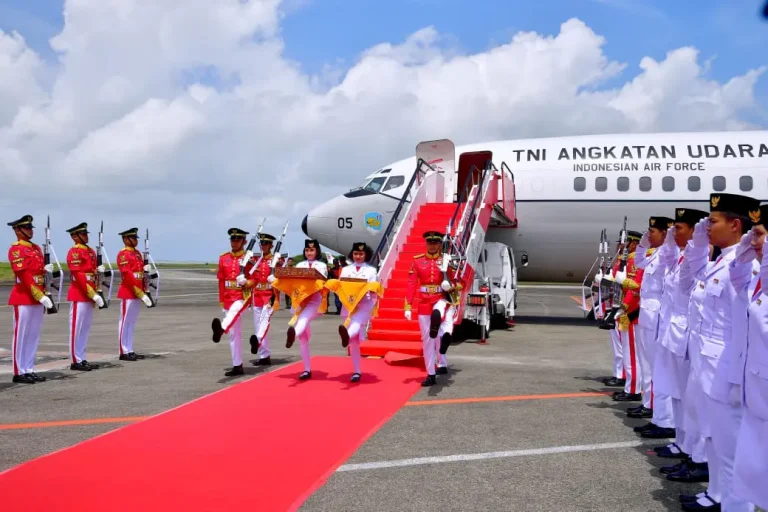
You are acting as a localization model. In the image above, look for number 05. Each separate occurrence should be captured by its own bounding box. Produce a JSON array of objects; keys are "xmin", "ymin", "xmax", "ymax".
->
[{"xmin": 337, "ymin": 217, "xmax": 352, "ymax": 229}]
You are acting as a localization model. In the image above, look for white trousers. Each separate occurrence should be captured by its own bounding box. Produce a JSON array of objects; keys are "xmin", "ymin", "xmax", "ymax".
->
[
  {"xmin": 118, "ymin": 299, "xmax": 141, "ymax": 355},
  {"xmin": 293, "ymin": 292, "xmax": 323, "ymax": 372},
  {"xmin": 650, "ymin": 342, "xmax": 674, "ymax": 428},
  {"xmin": 342, "ymin": 295, "xmax": 376, "ymax": 374},
  {"xmin": 635, "ymin": 323, "xmax": 656, "ymax": 409},
  {"xmin": 707, "ymin": 396, "xmax": 754, "ymax": 512},
  {"xmin": 609, "ymin": 326, "xmax": 624, "ymax": 379},
  {"xmin": 733, "ymin": 409, "xmax": 768, "ymax": 510},
  {"xmin": 683, "ymin": 353, "xmax": 709, "ymax": 465},
  {"xmin": 620, "ymin": 324, "xmax": 641, "ymax": 395},
  {"xmin": 252, "ymin": 304, "xmax": 274, "ymax": 359},
  {"xmin": 69, "ymin": 301, "xmax": 95, "ymax": 364},
  {"xmin": 11, "ymin": 304, "xmax": 44, "ymax": 375},
  {"xmin": 418, "ymin": 299, "xmax": 454, "ymax": 376},
  {"xmin": 222, "ymin": 300, "xmax": 244, "ymax": 367}
]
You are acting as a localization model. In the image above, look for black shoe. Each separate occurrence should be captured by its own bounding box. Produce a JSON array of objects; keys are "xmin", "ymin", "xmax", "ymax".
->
[
  {"xmin": 613, "ymin": 392, "xmax": 642, "ymax": 402},
  {"xmin": 641, "ymin": 426, "xmax": 675, "ymax": 439},
  {"xmin": 436, "ymin": 366, "xmax": 448, "ymax": 375},
  {"xmin": 129, "ymin": 352, "xmax": 145, "ymax": 359},
  {"xmin": 339, "ymin": 325, "xmax": 350, "ymax": 348},
  {"xmin": 660, "ymin": 459, "xmax": 689, "ymax": 475},
  {"xmin": 627, "ymin": 407, "xmax": 653, "ymax": 418},
  {"xmin": 656, "ymin": 445, "xmax": 686, "ymax": 459},
  {"xmin": 119, "ymin": 353, "xmax": 138, "ymax": 361},
  {"xmin": 225, "ymin": 365, "xmax": 243, "ymax": 377},
  {"xmin": 12, "ymin": 374, "xmax": 36, "ymax": 384},
  {"xmin": 350, "ymin": 373, "xmax": 361, "ymax": 382},
  {"xmin": 666, "ymin": 462, "xmax": 709, "ymax": 483},
  {"xmin": 253, "ymin": 357, "xmax": 271, "ymax": 366},
  {"xmin": 603, "ymin": 377, "xmax": 625, "ymax": 387},
  {"xmin": 429, "ymin": 310, "xmax": 441, "ymax": 338},
  {"xmin": 439, "ymin": 333, "xmax": 452, "ymax": 355},
  {"xmin": 83, "ymin": 360, "xmax": 99, "ymax": 369},
  {"xmin": 626, "ymin": 405, "xmax": 644, "ymax": 414},
  {"xmin": 286, "ymin": 326, "xmax": 296, "ymax": 348},
  {"xmin": 212, "ymin": 318, "xmax": 223, "ymax": 343},
  {"xmin": 681, "ymin": 496, "xmax": 720, "ymax": 511},
  {"xmin": 70, "ymin": 362, "xmax": 91, "ymax": 371},
  {"xmin": 633, "ymin": 422, "xmax": 655, "ymax": 433},
  {"xmin": 421, "ymin": 375, "xmax": 436, "ymax": 387},
  {"xmin": 298, "ymin": 370, "xmax": 311, "ymax": 380},
  {"xmin": 249, "ymin": 335, "xmax": 260, "ymax": 354},
  {"xmin": 28, "ymin": 372, "xmax": 46, "ymax": 382}
]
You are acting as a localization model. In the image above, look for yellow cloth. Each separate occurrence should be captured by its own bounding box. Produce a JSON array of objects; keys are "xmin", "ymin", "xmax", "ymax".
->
[
  {"xmin": 325, "ymin": 278, "xmax": 384, "ymax": 328},
  {"xmin": 271, "ymin": 276, "xmax": 328, "ymax": 326}
]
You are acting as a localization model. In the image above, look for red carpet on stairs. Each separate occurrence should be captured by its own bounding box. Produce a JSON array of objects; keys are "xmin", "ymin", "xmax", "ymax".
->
[{"xmin": 0, "ymin": 356, "xmax": 423, "ymax": 511}]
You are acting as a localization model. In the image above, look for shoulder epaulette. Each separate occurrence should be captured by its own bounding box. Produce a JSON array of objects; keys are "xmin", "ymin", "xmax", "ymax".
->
[
  {"xmin": 413, "ymin": 253, "xmax": 424, "ymax": 259},
  {"xmin": 628, "ymin": 251, "xmax": 636, "ymax": 258},
  {"xmin": 220, "ymin": 251, "xmax": 230, "ymax": 257},
  {"xmin": 645, "ymin": 248, "xmax": 655, "ymax": 256}
]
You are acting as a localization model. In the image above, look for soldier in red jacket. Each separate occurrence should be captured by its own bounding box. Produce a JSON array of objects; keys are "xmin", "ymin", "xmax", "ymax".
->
[
  {"xmin": 66, "ymin": 222, "xmax": 104, "ymax": 372},
  {"xmin": 612, "ymin": 230, "xmax": 645, "ymax": 402},
  {"xmin": 6, "ymin": 215, "xmax": 53, "ymax": 384},
  {"xmin": 404, "ymin": 230, "xmax": 464, "ymax": 387},
  {"xmin": 249, "ymin": 233, "xmax": 278, "ymax": 366},
  {"xmin": 116, "ymin": 228, "xmax": 154, "ymax": 361},
  {"xmin": 212, "ymin": 228, "xmax": 256, "ymax": 376}
]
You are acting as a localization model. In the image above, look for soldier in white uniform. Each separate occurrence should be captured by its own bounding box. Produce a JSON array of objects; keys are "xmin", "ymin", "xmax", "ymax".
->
[
  {"xmin": 336, "ymin": 242, "xmax": 379, "ymax": 382},
  {"xmin": 628, "ymin": 216, "xmax": 675, "ymax": 433},
  {"xmin": 678, "ymin": 193, "xmax": 760, "ymax": 512},
  {"xmin": 731, "ymin": 209, "xmax": 768, "ymax": 511},
  {"xmin": 283, "ymin": 239, "xmax": 328, "ymax": 380}
]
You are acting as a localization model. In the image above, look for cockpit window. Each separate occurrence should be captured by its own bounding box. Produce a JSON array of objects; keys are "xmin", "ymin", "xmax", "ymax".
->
[
  {"xmin": 362, "ymin": 176, "xmax": 387, "ymax": 192},
  {"xmin": 383, "ymin": 175, "xmax": 405, "ymax": 191}
]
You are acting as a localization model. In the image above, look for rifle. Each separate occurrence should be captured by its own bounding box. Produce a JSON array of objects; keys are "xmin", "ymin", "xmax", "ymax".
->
[
  {"xmin": 143, "ymin": 229, "xmax": 160, "ymax": 307},
  {"xmin": 590, "ymin": 229, "xmax": 609, "ymax": 320},
  {"xmin": 240, "ymin": 217, "xmax": 266, "ymax": 276},
  {"xmin": 95, "ymin": 221, "xmax": 114, "ymax": 309},
  {"xmin": 43, "ymin": 216, "xmax": 64, "ymax": 314},
  {"xmin": 599, "ymin": 217, "xmax": 628, "ymax": 330},
  {"xmin": 266, "ymin": 221, "xmax": 290, "ymax": 308}
]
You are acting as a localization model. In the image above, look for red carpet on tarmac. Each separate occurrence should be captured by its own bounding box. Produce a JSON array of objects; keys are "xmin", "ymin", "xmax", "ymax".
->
[{"xmin": 0, "ymin": 356, "xmax": 423, "ymax": 511}]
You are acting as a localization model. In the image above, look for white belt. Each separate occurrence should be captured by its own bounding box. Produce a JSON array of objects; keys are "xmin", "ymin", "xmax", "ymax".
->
[
  {"xmin": 419, "ymin": 285, "xmax": 440, "ymax": 293},
  {"xmin": 17, "ymin": 275, "xmax": 45, "ymax": 285}
]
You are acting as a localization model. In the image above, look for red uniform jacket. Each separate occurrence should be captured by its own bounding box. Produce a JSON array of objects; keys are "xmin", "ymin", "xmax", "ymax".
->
[
  {"xmin": 250, "ymin": 253, "xmax": 280, "ymax": 308},
  {"xmin": 7, "ymin": 240, "xmax": 46, "ymax": 306},
  {"xmin": 67, "ymin": 244, "xmax": 98, "ymax": 302},
  {"xmin": 117, "ymin": 247, "xmax": 146, "ymax": 300},
  {"xmin": 217, "ymin": 250, "xmax": 255, "ymax": 310},
  {"xmin": 405, "ymin": 252, "xmax": 464, "ymax": 316},
  {"xmin": 620, "ymin": 252, "xmax": 644, "ymax": 326}
]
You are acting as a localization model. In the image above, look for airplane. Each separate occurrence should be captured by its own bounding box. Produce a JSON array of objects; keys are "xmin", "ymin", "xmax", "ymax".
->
[{"xmin": 302, "ymin": 130, "xmax": 768, "ymax": 283}]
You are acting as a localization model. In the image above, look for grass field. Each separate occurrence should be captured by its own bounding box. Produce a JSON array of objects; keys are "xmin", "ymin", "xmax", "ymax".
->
[{"xmin": 0, "ymin": 262, "xmax": 214, "ymax": 284}]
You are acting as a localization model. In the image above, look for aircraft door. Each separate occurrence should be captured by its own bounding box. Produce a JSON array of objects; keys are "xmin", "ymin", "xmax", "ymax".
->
[{"xmin": 456, "ymin": 151, "xmax": 492, "ymax": 202}]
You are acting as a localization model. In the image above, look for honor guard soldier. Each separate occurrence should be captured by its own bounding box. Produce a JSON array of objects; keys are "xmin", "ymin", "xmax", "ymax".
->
[
  {"xmin": 611, "ymin": 230, "xmax": 644, "ymax": 403},
  {"xmin": 6, "ymin": 215, "xmax": 53, "ymax": 383},
  {"xmin": 629, "ymin": 216, "xmax": 675, "ymax": 428},
  {"xmin": 603, "ymin": 234, "xmax": 626, "ymax": 388},
  {"xmin": 116, "ymin": 228, "xmax": 153, "ymax": 361},
  {"xmin": 404, "ymin": 230, "xmax": 464, "ymax": 387},
  {"xmin": 677, "ymin": 193, "xmax": 759, "ymax": 511},
  {"xmin": 212, "ymin": 228, "xmax": 256, "ymax": 377},
  {"xmin": 249, "ymin": 233, "xmax": 278, "ymax": 366},
  {"xmin": 66, "ymin": 222, "xmax": 104, "ymax": 371}
]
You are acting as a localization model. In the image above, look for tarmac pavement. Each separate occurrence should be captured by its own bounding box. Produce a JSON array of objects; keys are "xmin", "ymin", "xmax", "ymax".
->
[{"xmin": 0, "ymin": 271, "xmax": 708, "ymax": 511}]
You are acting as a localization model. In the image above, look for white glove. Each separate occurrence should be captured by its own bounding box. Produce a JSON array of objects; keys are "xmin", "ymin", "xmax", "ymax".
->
[
  {"xmin": 93, "ymin": 294, "xmax": 105, "ymax": 308},
  {"xmin": 728, "ymin": 385, "xmax": 742, "ymax": 407},
  {"xmin": 735, "ymin": 231, "xmax": 757, "ymax": 265},
  {"xmin": 96, "ymin": 265, "xmax": 105, "ymax": 273},
  {"xmin": 141, "ymin": 294, "xmax": 153, "ymax": 307},
  {"xmin": 441, "ymin": 280, "xmax": 452, "ymax": 292},
  {"xmin": 267, "ymin": 274, "xmax": 276, "ymax": 283},
  {"xmin": 404, "ymin": 310, "xmax": 412, "ymax": 321},
  {"xmin": 639, "ymin": 231, "xmax": 650, "ymax": 249},
  {"xmin": 44, "ymin": 263, "xmax": 54, "ymax": 273},
  {"xmin": 236, "ymin": 274, "xmax": 246, "ymax": 286},
  {"xmin": 692, "ymin": 218, "xmax": 709, "ymax": 248},
  {"xmin": 593, "ymin": 270, "xmax": 603, "ymax": 284},
  {"xmin": 614, "ymin": 270, "xmax": 627, "ymax": 286},
  {"xmin": 665, "ymin": 226, "xmax": 676, "ymax": 248},
  {"xmin": 39, "ymin": 296, "xmax": 53, "ymax": 309},
  {"xmin": 143, "ymin": 264, "xmax": 151, "ymax": 272}
]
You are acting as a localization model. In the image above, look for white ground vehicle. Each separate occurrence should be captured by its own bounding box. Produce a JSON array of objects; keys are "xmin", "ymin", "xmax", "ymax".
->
[{"xmin": 461, "ymin": 241, "xmax": 519, "ymax": 339}]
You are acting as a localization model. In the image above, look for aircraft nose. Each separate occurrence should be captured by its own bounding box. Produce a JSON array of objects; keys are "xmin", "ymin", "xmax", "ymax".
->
[{"xmin": 301, "ymin": 215, "xmax": 308, "ymax": 236}]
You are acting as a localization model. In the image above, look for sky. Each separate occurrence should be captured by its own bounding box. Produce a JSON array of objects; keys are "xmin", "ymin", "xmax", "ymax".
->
[{"xmin": 1, "ymin": 0, "xmax": 767, "ymax": 262}]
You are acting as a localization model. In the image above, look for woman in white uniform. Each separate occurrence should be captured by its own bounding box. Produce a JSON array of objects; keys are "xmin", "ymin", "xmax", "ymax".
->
[
  {"xmin": 336, "ymin": 242, "xmax": 379, "ymax": 382},
  {"xmin": 730, "ymin": 205, "xmax": 768, "ymax": 511}
]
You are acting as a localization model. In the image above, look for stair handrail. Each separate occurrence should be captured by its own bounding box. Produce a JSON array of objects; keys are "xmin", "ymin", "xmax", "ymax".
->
[
  {"xmin": 372, "ymin": 158, "xmax": 439, "ymax": 268},
  {"xmin": 452, "ymin": 160, "xmax": 493, "ymax": 257}
]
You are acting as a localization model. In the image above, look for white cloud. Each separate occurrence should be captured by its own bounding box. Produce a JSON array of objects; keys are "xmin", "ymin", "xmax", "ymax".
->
[{"xmin": 0, "ymin": 1, "xmax": 765, "ymax": 260}]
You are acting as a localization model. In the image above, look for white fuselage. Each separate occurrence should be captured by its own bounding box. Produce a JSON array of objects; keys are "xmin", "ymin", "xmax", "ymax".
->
[{"xmin": 302, "ymin": 131, "xmax": 768, "ymax": 283}]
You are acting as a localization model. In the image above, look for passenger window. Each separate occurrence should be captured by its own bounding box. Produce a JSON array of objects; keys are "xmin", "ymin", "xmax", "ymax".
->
[
  {"xmin": 382, "ymin": 175, "xmax": 405, "ymax": 192},
  {"xmin": 617, "ymin": 177, "xmax": 629, "ymax": 191},
  {"xmin": 713, "ymin": 176, "xmax": 726, "ymax": 192},
  {"xmin": 595, "ymin": 177, "xmax": 607, "ymax": 191},
  {"xmin": 574, "ymin": 177, "xmax": 586, "ymax": 191},
  {"xmin": 688, "ymin": 176, "xmax": 700, "ymax": 191},
  {"xmin": 639, "ymin": 176, "xmax": 652, "ymax": 192},
  {"xmin": 662, "ymin": 176, "xmax": 674, "ymax": 192},
  {"xmin": 739, "ymin": 176, "xmax": 753, "ymax": 192}
]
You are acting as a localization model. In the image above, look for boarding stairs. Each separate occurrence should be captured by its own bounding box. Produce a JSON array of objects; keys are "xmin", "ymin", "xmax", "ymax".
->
[{"xmin": 360, "ymin": 139, "xmax": 517, "ymax": 365}]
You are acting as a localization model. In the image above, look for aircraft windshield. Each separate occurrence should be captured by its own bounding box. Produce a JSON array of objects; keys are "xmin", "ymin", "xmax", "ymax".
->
[{"xmin": 357, "ymin": 176, "xmax": 386, "ymax": 193}]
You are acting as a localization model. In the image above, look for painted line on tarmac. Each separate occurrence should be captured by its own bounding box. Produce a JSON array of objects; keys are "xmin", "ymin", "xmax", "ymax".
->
[
  {"xmin": 0, "ymin": 391, "xmax": 612, "ymax": 430},
  {"xmin": 336, "ymin": 441, "xmax": 644, "ymax": 472}
]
